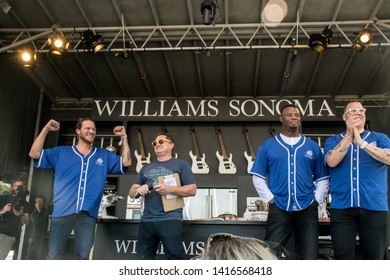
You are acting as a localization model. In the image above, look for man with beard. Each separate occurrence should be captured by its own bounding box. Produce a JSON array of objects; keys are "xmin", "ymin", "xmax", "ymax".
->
[
  {"xmin": 324, "ymin": 102, "xmax": 390, "ymax": 259},
  {"xmin": 29, "ymin": 118, "xmax": 131, "ymax": 259},
  {"xmin": 250, "ymin": 104, "xmax": 329, "ymax": 259}
]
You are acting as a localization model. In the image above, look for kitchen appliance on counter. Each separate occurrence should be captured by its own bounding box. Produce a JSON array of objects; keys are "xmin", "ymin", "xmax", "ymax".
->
[
  {"xmin": 126, "ymin": 196, "xmax": 143, "ymax": 220},
  {"xmin": 98, "ymin": 190, "xmax": 124, "ymax": 219},
  {"xmin": 183, "ymin": 188, "xmax": 237, "ymax": 220}
]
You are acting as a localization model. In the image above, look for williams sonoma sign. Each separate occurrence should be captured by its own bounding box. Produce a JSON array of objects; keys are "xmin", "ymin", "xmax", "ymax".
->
[{"xmin": 91, "ymin": 98, "xmax": 336, "ymax": 121}]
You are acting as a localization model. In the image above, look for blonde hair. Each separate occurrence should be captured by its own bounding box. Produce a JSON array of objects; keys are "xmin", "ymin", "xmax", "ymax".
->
[{"xmin": 200, "ymin": 234, "xmax": 278, "ymax": 260}]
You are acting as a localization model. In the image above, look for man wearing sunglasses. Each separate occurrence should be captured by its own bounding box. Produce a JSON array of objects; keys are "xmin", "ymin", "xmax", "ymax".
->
[
  {"xmin": 324, "ymin": 101, "xmax": 390, "ymax": 259},
  {"xmin": 129, "ymin": 132, "xmax": 197, "ymax": 260}
]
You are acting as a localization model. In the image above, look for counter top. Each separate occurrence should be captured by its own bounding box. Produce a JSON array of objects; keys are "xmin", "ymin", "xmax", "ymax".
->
[
  {"xmin": 97, "ymin": 218, "xmax": 267, "ymax": 225},
  {"xmin": 97, "ymin": 218, "xmax": 330, "ymax": 226},
  {"xmin": 93, "ymin": 219, "xmax": 330, "ymax": 260}
]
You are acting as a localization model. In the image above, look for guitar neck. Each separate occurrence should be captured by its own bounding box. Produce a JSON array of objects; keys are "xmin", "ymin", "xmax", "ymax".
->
[
  {"xmin": 217, "ymin": 130, "xmax": 229, "ymax": 159},
  {"xmin": 269, "ymin": 124, "xmax": 276, "ymax": 137},
  {"xmin": 244, "ymin": 131, "xmax": 256, "ymax": 157},
  {"xmin": 191, "ymin": 130, "xmax": 202, "ymax": 158},
  {"xmin": 136, "ymin": 130, "xmax": 146, "ymax": 158}
]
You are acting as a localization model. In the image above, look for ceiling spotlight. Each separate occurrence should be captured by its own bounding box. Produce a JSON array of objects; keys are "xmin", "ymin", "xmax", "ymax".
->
[
  {"xmin": 352, "ymin": 29, "xmax": 373, "ymax": 52},
  {"xmin": 308, "ymin": 27, "xmax": 333, "ymax": 54},
  {"xmin": 0, "ymin": 0, "xmax": 11, "ymax": 14},
  {"xmin": 82, "ymin": 29, "xmax": 105, "ymax": 54},
  {"xmin": 261, "ymin": 0, "xmax": 288, "ymax": 27},
  {"xmin": 201, "ymin": 0, "xmax": 216, "ymax": 25},
  {"xmin": 15, "ymin": 49, "xmax": 37, "ymax": 68},
  {"xmin": 47, "ymin": 36, "xmax": 69, "ymax": 56}
]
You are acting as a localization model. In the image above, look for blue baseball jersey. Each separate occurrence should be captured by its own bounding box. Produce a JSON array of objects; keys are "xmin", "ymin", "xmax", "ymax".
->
[
  {"xmin": 324, "ymin": 131, "xmax": 390, "ymax": 211},
  {"xmin": 34, "ymin": 146, "xmax": 126, "ymax": 218},
  {"xmin": 250, "ymin": 134, "xmax": 329, "ymax": 212},
  {"xmin": 135, "ymin": 158, "xmax": 196, "ymax": 222}
]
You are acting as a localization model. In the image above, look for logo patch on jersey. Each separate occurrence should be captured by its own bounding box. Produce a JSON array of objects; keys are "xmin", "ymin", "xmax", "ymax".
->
[
  {"xmin": 304, "ymin": 150, "xmax": 314, "ymax": 159},
  {"xmin": 369, "ymin": 141, "xmax": 377, "ymax": 147},
  {"xmin": 96, "ymin": 158, "xmax": 104, "ymax": 166}
]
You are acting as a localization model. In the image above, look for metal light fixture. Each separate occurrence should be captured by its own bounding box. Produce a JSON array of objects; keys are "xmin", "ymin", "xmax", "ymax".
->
[
  {"xmin": 0, "ymin": 0, "xmax": 11, "ymax": 14},
  {"xmin": 82, "ymin": 29, "xmax": 105, "ymax": 54},
  {"xmin": 261, "ymin": 0, "xmax": 288, "ymax": 27},
  {"xmin": 352, "ymin": 29, "xmax": 373, "ymax": 52},
  {"xmin": 201, "ymin": 0, "xmax": 216, "ymax": 25},
  {"xmin": 308, "ymin": 27, "xmax": 333, "ymax": 54},
  {"xmin": 15, "ymin": 49, "xmax": 37, "ymax": 68},
  {"xmin": 47, "ymin": 36, "xmax": 69, "ymax": 55}
]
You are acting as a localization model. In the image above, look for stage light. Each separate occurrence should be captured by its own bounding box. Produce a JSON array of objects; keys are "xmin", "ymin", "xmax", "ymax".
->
[
  {"xmin": 352, "ymin": 29, "xmax": 373, "ymax": 52},
  {"xmin": 261, "ymin": 0, "xmax": 288, "ymax": 27},
  {"xmin": 0, "ymin": 0, "xmax": 11, "ymax": 14},
  {"xmin": 47, "ymin": 36, "xmax": 69, "ymax": 55},
  {"xmin": 201, "ymin": 0, "xmax": 216, "ymax": 25},
  {"xmin": 308, "ymin": 27, "xmax": 333, "ymax": 54},
  {"xmin": 82, "ymin": 29, "xmax": 105, "ymax": 54},
  {"xmin": 15, "ymin": 49, "xmax": 37, "ymax": 68}
]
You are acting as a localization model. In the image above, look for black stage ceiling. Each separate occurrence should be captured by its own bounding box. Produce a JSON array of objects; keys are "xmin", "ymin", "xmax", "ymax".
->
[{"xmin": 1, "ymin": 0, "xmax": 390, "ymax": 107}]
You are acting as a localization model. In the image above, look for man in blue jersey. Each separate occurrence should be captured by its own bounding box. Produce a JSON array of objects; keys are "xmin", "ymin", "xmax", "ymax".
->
[
  {"xmin": 324, "ymin": 101, "xmax": 390, "ymax": 259},
  {"xmin": 129, "ymin": 132, "xmax": 197, "ymax": 260},
  {"xmin": 250, "ymin": 104, "xmax": 329, "ymax": 259},
  {"xmin": 29, "ymin": 118, "xmax": 132, "ymax": 259}
]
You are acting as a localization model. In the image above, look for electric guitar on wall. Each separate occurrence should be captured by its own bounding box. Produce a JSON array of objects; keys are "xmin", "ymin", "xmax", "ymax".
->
[
  {"xmin": 215, "ymin": 125, "xmax": 237, "ymax": 174},
  {"xmin": 134, "ymin": 125, "xmax": 151, "ymax": 173},
  {"xmin": 243, "ymin": 125, "xmax": 256, "ymax": 174},
  {"xmin": 269, "ymin": 123, "xmax": 276, "ymax": 137},
  {"xmin": 189, "ymin": 125, "xmax": 210, "ymax": 174}
]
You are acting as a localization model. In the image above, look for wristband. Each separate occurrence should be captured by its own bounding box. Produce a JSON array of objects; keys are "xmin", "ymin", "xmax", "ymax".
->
[
  {"xmin": 360, "ymin": 141, "xmax": 368, "ymax": 149},
  {"xmin": 344, "ymin": 133, "xmax": 353, "ymax": 141},
  {"xmin": 118, "ymin": 135, "xmax": 127, "ymax": 146}
]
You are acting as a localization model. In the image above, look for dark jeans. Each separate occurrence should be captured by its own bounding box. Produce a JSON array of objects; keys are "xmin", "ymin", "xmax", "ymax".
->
[
  {"xmin": 137, "ymin": 220, "xmax": 184, "ymax": 260},
  {"xmin": 265, "ymin": 201, "xmax": 319, "ymax": 260},
  {"xmin": 48, "ymin": 211, "xmax": 97, "ymax": 260},
  {"xmin": 330, "ymin": 208, "xmax": 388, "ymax": 260}
]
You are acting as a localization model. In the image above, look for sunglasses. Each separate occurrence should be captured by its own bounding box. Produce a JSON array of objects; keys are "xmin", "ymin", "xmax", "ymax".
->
[
  {"xmin": 343, "ymin": 108, "xmax": 366, "ymax": 115},
  {"xmin": 151, "ymin": 139, "xmax": 172, "ymax": 147}
]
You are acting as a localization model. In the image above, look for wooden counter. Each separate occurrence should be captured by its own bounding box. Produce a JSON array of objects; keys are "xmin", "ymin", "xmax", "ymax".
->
[{"xmin": 92, "ymin": 219, "xmax": 331, "ymax": 260}]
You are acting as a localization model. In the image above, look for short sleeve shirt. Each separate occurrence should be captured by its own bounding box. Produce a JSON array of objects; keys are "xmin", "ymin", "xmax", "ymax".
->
[
  {"xmin": 34, "ymin": 146, "xmax": 126, "ymax": 218},
  {"xmin": 324, "ymin": 131, "xmax": 390, "ymax": 211}
]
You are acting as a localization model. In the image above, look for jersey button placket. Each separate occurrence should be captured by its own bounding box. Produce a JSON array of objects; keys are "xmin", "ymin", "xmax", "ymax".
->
[
  {"xmin": 79, "ymin": 160, "xmax": 87, "ymax": 208},
  {"xmin": 352, "ymin": 148, "xmax": 359, "ymax": 206}
]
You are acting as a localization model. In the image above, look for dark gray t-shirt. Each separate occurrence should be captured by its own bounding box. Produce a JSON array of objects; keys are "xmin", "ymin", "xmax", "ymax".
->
[{"xmin": 135, "ymin": 158, "xmax": 196, "ymax": 222}]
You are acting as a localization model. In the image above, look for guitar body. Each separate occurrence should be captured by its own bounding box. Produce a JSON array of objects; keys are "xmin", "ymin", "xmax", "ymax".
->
[
  {"xmin": 134, "ymin": 150, "xmax": 151, "ymax": 173},
  {"xmin": 244, "ymin": 151, "xmax": 255, "ymax": 173},
  {"xmin": 189, "ymin": 150, "xmax": 210, "ymax": 174},
  {"xmin": 216, "ymin": 151, "xmax": 237, "ymax": 174}
]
